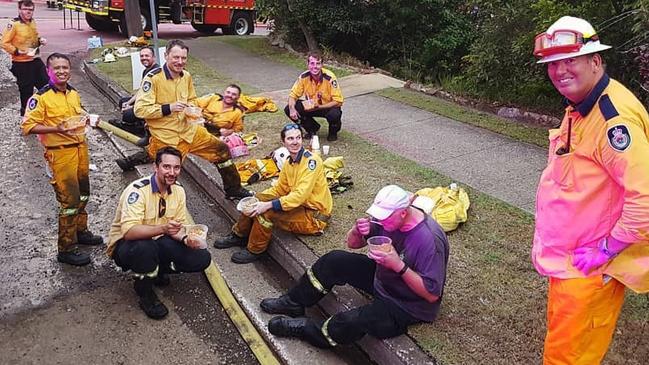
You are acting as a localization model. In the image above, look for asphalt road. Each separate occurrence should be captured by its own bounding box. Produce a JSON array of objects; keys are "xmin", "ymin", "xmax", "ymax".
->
[{"xmin": 0, "ymin": 3, "xmax": 260, "ymax": 363}]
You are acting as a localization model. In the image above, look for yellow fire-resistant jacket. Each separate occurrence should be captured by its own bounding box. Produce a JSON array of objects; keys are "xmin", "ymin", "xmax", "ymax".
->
[
  {"xmin": 21, "ymin": 84, "xmax": 86, "ymax": 147},
  {"xmin": 289, "ymin": 68, "xmax": 344, "ymax": 105},
  {"xmin": 533, "ymin": 75, "xmax": 649, "ymax": 293},
  {"xmin": 1, "ymin": 17, "xmax": 40, "ymax": 62},
  {"xmin": 107, "ymin": 175, "xmax": 189, "ymax": 257},
  {"xmin": 264, "ymin": 148, "xmax": 332, "ymax": 215},
  {"xmin": 134, "ymin": 64, "xmax": 198, "ymax": 145},
  {"xmin": 194, "ymin": 93, "xmax": 244, "ymax": 132}
]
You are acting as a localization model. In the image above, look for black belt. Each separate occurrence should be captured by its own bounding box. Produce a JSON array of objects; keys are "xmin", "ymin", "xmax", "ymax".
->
[{"xmin": 46, "ymin": 142, "xmax": 82, "ymax": 150}]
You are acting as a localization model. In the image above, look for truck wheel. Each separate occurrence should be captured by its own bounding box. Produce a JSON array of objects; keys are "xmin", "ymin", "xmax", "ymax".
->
[
  {"xmin": 223, "ymin": 12, "xmax": 253, "ymax": 36},
  {"xmin": 85, "ymin": 13, "xmax": 118, "ymax": 32},
  {"xmin": 119, "ymin": 8, "xmax": 154, "ymax": 37},
  {"xmin": 191, "ymin": 22, "xmax": 219, "ymax": 34}
]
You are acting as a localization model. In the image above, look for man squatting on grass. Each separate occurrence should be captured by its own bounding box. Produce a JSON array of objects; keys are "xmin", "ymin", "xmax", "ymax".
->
[{"xmin": 532, "ymin": 16, "xmax": 649, "ymax": 364}]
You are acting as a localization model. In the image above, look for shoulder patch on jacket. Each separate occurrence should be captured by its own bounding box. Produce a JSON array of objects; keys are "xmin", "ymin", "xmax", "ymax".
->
[
  {"xmin": 27, "ymin": 97, "xmax": 37, "ymax": 110},
  {"xmin": 133, "ymin": 179, "xmax": 151, "ymax": 189},
  {"xmin": 141, "ymin": 80, "xmax": 152, "ymax": 92},
  {"xmin": 127, "ymin": 192, "xmax": 139, "ymax": 204},
  {"xmin": 599, "ymin": 95, "xmax": 619, "ymax": 121},
  {"xmin": 36, "ymin": 84, "xmax": 52, "ymax": 95},
  {"xmin": 607, "ymin": 124, "xmax": 631, "ymax": 152},
  {"xmin": 308, "ymin": 159, "xmax": 317, "ymax": 171},
  {"xmin": 300, "ymin": 71, "xmax": 310, "ymax": 79}
]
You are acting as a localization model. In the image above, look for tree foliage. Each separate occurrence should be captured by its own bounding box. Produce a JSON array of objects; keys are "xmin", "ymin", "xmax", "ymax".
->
[{"xmin": 261, "ymin": 0, "xmax": 649, "ymax": 110}]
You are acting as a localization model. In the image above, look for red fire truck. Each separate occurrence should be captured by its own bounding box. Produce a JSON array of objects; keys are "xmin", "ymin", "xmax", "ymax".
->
[{"xmin": 63, "ymin": 0, "xmax": 255, "ymax": 36}]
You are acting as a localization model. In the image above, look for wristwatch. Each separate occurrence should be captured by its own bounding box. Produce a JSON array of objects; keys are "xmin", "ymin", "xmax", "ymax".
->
[
  {"xmin": 598, "ymin": 237, "xmax": 618, "ymax": 259},
  {"xmin": 398, "ymin": 263, "xmax": 409, "ymax": 276}
]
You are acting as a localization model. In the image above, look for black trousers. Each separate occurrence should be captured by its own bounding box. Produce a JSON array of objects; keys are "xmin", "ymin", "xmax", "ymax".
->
[
  {"xmin": 284, "ymin": 101, "xmax": 342, "ymax": 136},
  {"xmin": 288, "ymin": 250, "xmax": 420, "ymax": 348},
  {"xmin": 117, "ymin": 96, "xmax": 146, "ymax": 136},
  {"xmin": 11, "ymin": 59, "xmax": 48, "ymax": 116},
  {"xmin": 112, "ymin": 235, "xmax": 211, "ymax": 275}
]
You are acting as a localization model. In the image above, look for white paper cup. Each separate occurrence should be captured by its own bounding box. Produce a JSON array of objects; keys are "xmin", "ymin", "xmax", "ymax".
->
[
  {"xmin": 87, "ymin": 114, "xmax": 99, "ymax": 127},
  {"xmin": 322, "ymin": 145, "xmax": 330, "ymax": 155}
]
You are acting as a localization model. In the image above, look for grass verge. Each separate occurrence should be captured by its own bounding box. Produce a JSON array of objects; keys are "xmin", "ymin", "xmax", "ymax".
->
[
  {"xmin": 377, "ymin": 87, "xmax": 551, "ymax": 148},
  {"xmin": 89, "ymin": 43, "xmax": 260, "ymax": 97},
  {"xmin": 91, "ymin": 53, "xmax": 649, "ymax": 365},
  {"xmin": 218, "ymin": 36, "xmax": 353, "ymax": 77}
]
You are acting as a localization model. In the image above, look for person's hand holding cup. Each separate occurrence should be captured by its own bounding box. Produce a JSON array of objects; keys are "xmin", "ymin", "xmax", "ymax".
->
[{"xmin": 356, "ymin": 217, "xmax": 371, "ymax": 236}]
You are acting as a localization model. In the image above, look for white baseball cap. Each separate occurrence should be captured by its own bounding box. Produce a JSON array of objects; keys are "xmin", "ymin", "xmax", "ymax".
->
[
  {"xmin": 366, "ymin": 185, "xmax": 412, "ymax": 220},
  {"xmin": 535, "ymin": 16, "xmax": 611, "ymax": 64}
]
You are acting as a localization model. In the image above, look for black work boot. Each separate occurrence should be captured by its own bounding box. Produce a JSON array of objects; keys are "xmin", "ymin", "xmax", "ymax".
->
[
  {"xmin": 154, "ymin": 273, "xmax": 170, "ymax": 287},
  {"xmin": 327, "ymin": 131, "xmax": 338, "ymax": 141},
  {"xmin": 133, "ymin": 277, "xmax": 168, "ymax": 319},
  {"xmin": 268, "ymin": 316, "xmax": 308, "ymax": 338},
  {"xmin": 135, "ymin": 129, "xmax": 150, "ymax": 147},
  {"xmin": 231, "ymin": 248, "xmax": 265, "ymax": 264},
  {"xmin": 116, "ymin": 150, "xmax": 151, "ymax": 172},
  {"xmin": 218, "ymin": 164, "xmax": 253, "ymax": 200},
  {"xmin": 57, "ymin": 249, "xmax": 91, "ymax": 266},
  {"xmin": 77, "ymin": 230, "xmax": 104, "ymax": 246},
  {"xmin": 260, "ymin": 294, "xmax": 305, "ymax": 317},
  {"xmin": 213, "ymin": 232, "xmax": 247, "ymax": 249}
]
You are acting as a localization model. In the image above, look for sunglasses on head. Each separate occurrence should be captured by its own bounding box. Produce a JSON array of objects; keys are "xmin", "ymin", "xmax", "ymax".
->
[
  {"xmin": 158, "ymin": 197, "xmax": 167, "ymax": 218},
  {"xmin": 282, "ymin": 123, "xmax": 301, "ymax": 133}
]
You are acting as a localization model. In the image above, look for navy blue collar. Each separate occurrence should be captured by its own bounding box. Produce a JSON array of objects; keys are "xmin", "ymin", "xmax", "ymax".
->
[
  {"xmin": 48, "ymin": 82, "xmax": 73, "ymax": 93},
  {"xmin": 151, "ymin": 173, "xmax": 172, "ymax": 194},
  {"xmin": 163, "ymin": 64, "xmax": 183, "ymax": 80},
  {"xmin": 563, "ymin": 74, "xmax": 610, "ymax": 117},
  {"xmin": 288, "ymin": 148, "xmax": 305, "ymax": 164},
  {"xmin": 309, "ymin": 72, "xmax": 323, "ymax": 83}
]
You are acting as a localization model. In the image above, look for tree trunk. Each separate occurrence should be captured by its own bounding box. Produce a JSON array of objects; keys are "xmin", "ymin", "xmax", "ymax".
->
[{"xmin": 297, "ymin": 18, "xmax": 318, "ymax": 51}]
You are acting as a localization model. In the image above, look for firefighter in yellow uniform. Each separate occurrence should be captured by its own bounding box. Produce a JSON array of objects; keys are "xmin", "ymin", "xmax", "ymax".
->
[
  {"xmin": 285, "ymin": 51, "xmax": 344, "ymax": 141},
  {"xmin": 1, "ymin": 0, "xmax": 49, "ymax": 116},
  {"xmin": 533, "ymin": 17, "xmax": 649, "ymax": 364},
  {"xmin": 21, "ymin": 53, "xmax": 103, "ymax": 267},
  {"xmin": 195, "ymin": 84, "xmax": 245, "ymax": 137},
  {"xmin": 133, "ymin": 40, "xmax": 251, "ymax": 199},
  {"xmin": 215, "ymin": 123, "xmax": 333, "ymax": 264}
]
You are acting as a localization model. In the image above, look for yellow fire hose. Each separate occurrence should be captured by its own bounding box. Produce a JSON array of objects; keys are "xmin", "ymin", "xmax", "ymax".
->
[{"xmin": 96, "ymin": 121, "xmax": 280, "ymax": 365}]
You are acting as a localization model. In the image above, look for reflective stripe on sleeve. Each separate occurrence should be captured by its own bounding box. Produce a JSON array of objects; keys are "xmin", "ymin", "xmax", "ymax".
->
[{"xmin": 216, "ymin": 160, "xmax": 233, "ymax": 169}]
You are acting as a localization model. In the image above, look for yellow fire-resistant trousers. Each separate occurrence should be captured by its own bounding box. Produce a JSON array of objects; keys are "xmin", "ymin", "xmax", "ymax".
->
[
  {"xmin": 146, "ymin": 126, "xmax": 231, "ymax": 164},
  {"xmin": 543, "ymin": 275, "xmax": 626, "ymax": 365},
  {"xmin": 44, "ymin": 143, "xmax": 90, "ymax": 252},
  {"xmin": 233, "ymin": 193, "xmax": 328, "ymax": 254}
]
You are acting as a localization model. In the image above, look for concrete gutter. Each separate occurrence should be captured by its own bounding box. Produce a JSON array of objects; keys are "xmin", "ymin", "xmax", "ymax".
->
[{"xmin": 82, "ymin": 61, "xmax": 437, "ymax": 365}]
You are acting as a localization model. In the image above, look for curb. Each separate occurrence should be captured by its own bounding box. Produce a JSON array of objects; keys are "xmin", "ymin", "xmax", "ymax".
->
[{"xmin": 82, "ymin": 60, "xmax": 438, "ymax": 365}]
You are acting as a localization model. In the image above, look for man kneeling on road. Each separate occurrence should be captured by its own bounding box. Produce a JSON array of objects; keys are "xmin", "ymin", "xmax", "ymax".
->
[
  {"xmin": 214, "ymin": 123, "xmax": 332, "ymax": 264},
  {"xmin": 261, "ymin": 184, "xmax": 449, "ymax": 348},
  {"xmin": 107, "ymin": 146, "xmax": 211, "ymax": 319},
  {"xmin": 285, "ymin": 51, "xmax": 343, "ymax": 141},
  {"xmin": 128, "ymin": 40, "xmax": 251, "ymax": 199}
]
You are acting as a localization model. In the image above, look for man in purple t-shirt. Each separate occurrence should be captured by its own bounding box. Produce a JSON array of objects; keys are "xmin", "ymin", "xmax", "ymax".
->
[{"xmin": 260, "ymin": 184, "xmax": 449, "ymax": 348}]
